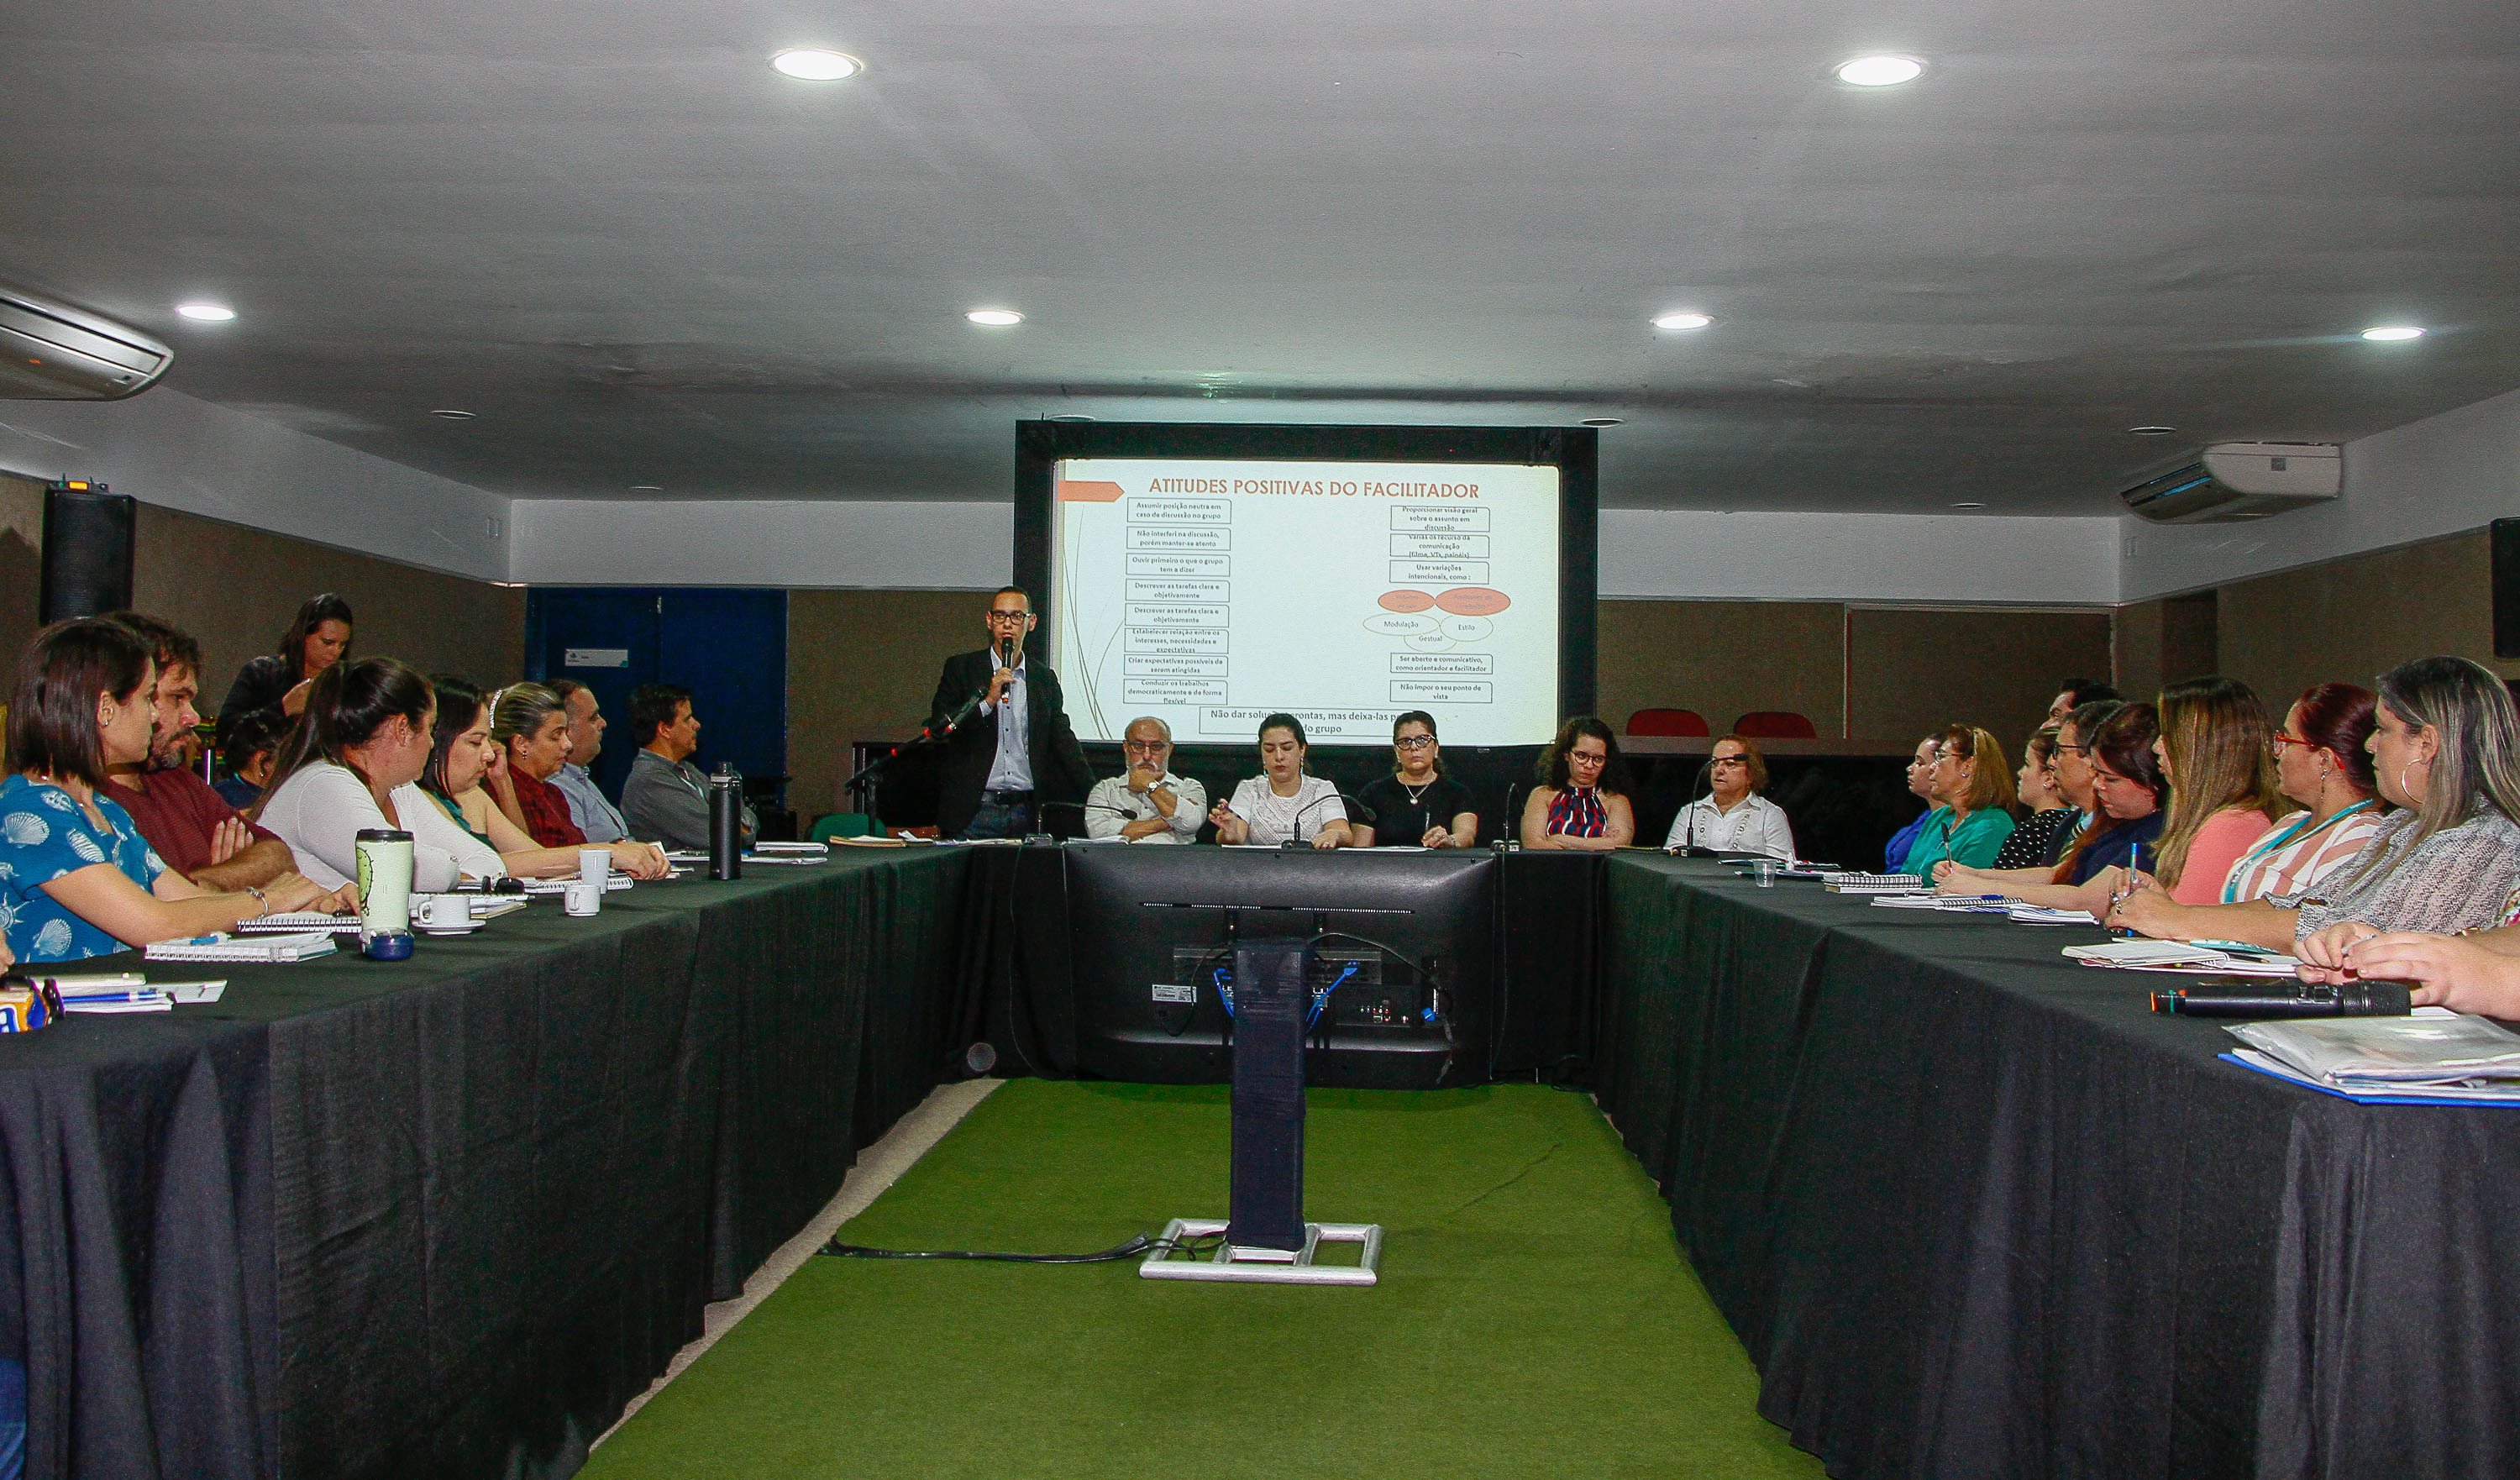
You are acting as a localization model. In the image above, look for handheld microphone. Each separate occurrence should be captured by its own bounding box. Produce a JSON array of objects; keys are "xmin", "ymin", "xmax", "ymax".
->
[{"xmin": 2151, "ymin": 977, "xmax": 2412, "ymax": 1017}]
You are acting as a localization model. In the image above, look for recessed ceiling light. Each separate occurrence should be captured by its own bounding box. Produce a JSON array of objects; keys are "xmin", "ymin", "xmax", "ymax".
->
[
  {"xmin": 1835, "ymin": 55, "xmax": 1925, "ymax": 87},
  {"xmin": 2126, "ymin": 425, "xmax": 2177, "ymax": 435},
  {"xmin": 2360, "ymin": 324, "xmax": 2424, "ymax": 342},
  {"xmin": 630, "ymin": 484, "xmax": 664, "ymax": 491},
  {"xmin": 175, "ymin": 302, "xmax": 235, "ymax": 322},
  {"xmin": 966, "ymin": 308, "xmax": 1024, "ymax": 326},
  {"xmin": 1047, "ymin": 413, "xmax": 1095, "ymax": 422},
  {"xmin": 1651, "ymin": 312, "xmax": 1712, "ymax": 331},
  {"xmin": 430, "ymin": 409, "xmax": 477, "ymax": 420},
  {"xmin": 771, "ymin": 50, "xmax": 863, "ymax": 81},
  {"xmin": 1950, "ymin": 501, "xmax": 1987, "ymax": 510},
  {"xmin": 1580, "ymin": 417, "xmax": 1624, "ymax": 427}
]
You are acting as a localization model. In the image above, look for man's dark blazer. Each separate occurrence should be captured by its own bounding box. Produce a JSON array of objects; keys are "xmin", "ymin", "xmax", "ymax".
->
[{"xmin": 925, "ymin": 648, "xmax": 1093, "ymax": 837}]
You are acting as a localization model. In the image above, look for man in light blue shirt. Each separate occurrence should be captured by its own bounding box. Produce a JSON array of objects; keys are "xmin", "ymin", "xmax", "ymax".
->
[{"xmin": 548, "ymin": 680, "xmax": 628, "ymax": 844}]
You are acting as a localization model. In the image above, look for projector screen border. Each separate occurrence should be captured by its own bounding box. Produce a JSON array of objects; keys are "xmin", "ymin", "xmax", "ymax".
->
[{"xmin": 1012, "ymin": 420, "xmax": 1598, "ymax": 747}]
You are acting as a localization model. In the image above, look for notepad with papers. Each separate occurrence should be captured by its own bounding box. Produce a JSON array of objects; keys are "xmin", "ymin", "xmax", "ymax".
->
[
  {"xmin": 1823, "ymin": 873, "xmax": 1927, "ymax": 895},
  {"xmin": 2061, "ymin": 940, "xmax": 2300, "ymax": 975},
  {"xmin": 145, "ymin": 932, "xmax": 339, "ymax": 963}
]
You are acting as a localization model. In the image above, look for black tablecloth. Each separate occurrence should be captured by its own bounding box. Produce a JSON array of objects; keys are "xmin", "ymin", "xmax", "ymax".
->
[
  {"xmin": 0, "ymin": 848, "xmax": 970, "ymax": 1480},
  {"xmin": 1597, "ymin": 854, "xmax": 2520, "ymax": 1480}
]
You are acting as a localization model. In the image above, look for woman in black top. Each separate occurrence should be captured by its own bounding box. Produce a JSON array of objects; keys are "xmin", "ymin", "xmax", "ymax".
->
[
  {"xmin": 216, "ymin": 593, "xmax": 354, "ymax": 750},
  {"xmin": 1352, "ymin": 711, "xmax": 1479, "ymax": 848},
  {"xmin": 1992, "ymin": 726, "xmax": 2079, "ymax": 869}
]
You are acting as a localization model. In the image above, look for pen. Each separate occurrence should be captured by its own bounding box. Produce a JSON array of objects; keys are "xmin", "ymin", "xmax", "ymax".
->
[{"xmin": 59, "ymin": 989, "xmax": 171, "ymax": 1005}]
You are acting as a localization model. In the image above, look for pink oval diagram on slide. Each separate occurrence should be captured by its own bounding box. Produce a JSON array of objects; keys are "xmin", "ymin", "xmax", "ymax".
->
[
  {"xmin": 1379, "ymin": 590, "xmax": 1436, "ymax": 612},
  {"xmin": 1436, "ymin": 587, "xmax": 1510, "ymax": 617}
]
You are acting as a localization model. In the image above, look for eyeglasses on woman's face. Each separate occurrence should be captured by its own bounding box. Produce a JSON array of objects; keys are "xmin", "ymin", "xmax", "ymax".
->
[
  {"xmin": 2270, "ymin": 732, "xmax": 2313, "ymax": 756},
  {"xmin": 1394, "ymin": 734, "xmax": 1436, "ymax": 750}
]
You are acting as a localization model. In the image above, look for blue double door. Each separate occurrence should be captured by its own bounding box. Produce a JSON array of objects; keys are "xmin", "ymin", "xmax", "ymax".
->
[{"xmin": 523, "ymin": 588, "xmax": 788, "ymax": 803}]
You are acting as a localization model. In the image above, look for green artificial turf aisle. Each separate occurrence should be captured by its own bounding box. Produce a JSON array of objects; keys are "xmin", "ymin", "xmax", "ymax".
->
[{"xmin": 585, "ymin": 1080, "xmax": 1824, "ymax": 1480}]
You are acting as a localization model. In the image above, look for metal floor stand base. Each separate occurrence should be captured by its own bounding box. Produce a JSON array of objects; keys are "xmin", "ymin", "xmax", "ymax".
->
[{"xmin": 1137, "ymin": 1218, "xmax": 1383, "ymax": 1285}]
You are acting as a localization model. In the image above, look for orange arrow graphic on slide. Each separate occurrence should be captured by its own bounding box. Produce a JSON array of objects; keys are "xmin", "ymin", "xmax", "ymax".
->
[{"xmin": 1057, "ymin": 480, "xmax": 1126, "ymax": 501}]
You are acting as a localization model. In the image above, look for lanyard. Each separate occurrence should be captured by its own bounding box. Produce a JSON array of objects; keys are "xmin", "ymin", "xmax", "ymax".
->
[{"xmin": 2223, "ymin": 799, "xmax": 2373, "ymax": 903}]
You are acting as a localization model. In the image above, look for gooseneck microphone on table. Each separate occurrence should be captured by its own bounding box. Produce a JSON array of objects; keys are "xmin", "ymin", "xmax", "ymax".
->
[
  {"xmin": 1278, "ymin": 790, "xmax": 1378, "ymax": 848},
  {"xmin": 2151, "ymin": 978, "xmax": 2413, "ymax": 1017}
]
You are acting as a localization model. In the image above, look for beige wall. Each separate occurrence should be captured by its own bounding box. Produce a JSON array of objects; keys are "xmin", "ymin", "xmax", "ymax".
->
[
  {"xmin": 2214, "ymin": 530, "xmax": 2520, "ymax": 708},
  {"xmin": 0, "ymin": 474, "xmax": 40, "ymax": 669},
  {"xmin": 1849, "ymin": 607, "xmax": 2116, "ymax": 762},
  {"xmin": 1598, "ymin": 599, "xmax": 1844, "ymax": 737},
  {"xmin": 1, "ymin": 483, "xmax": 522, "ymax": 730},
  {"xmin": 785, "ymin": 590, "xmax": 999, "ymax": 821},
  {"xmin": 132, "ymin": 504, "xmax": 524, "ymax": 711}
]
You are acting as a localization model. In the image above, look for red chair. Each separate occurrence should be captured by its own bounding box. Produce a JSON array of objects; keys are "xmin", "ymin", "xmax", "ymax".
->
[
  {"xmin": 1625, "ymin": 708, "xmax": 1710, "ymax": 737},
  {"xmin": 1730, "ymin": 711, "xmax": 1818, "ymax": 739}
]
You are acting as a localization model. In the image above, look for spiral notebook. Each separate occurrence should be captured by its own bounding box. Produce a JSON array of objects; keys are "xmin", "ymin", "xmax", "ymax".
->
[{"xmin": 144, "ymin": 932, "xmax": 339, "ymax": 963}]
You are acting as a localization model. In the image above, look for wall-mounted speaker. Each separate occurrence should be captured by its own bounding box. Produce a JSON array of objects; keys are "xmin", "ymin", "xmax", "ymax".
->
[
  {"xmin": 2495, "ymin": 519, "xmax": 2520, "ymax": 660},
  {"xmin": 39, "ymin": 481, "xmax": 135, "ymax": 623}
]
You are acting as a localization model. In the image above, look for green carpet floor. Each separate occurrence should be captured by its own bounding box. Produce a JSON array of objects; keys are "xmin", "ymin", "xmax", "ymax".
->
[{"xmin": 584, "ymin": 1080, "xmax": 1824, "ymax": 1480}]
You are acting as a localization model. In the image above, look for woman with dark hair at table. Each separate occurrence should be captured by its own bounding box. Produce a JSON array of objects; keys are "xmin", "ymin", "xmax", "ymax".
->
[
  {"xmin": 215, "ymin": 592, "xmax": 354, "ymax": 749},
  {"xmin": 2107, "ymin": 682, "xmax": 2386, "ymax": 950},
  {"xmin": 2, "ymin": 619, "xmax": 339, "ymax": 962},
  {"xmin": 411, "ymin": 676, "xmax": 667, "ymax": 879},
  {"xmin": 1898, "ymin": 724, "xmax": 2015, "ymax": 875},
  {"xmin": 1208, "ymin": 713, "xmax": 1351, "ymax": 848},
  {"xmin": 1520, "ymin": 716, "xmax": 1636, "ymax": 851},
  {"xmin": 251, "ymin": 657, "xmax": 475, "ymax": 894},
  {"xmin": 1990, "ymin": 727, "xmax": 2076, "ymax": 870},
  {"xmin": 1353, "ymin": 711, "xmax": 1478, "ymax": 848}
]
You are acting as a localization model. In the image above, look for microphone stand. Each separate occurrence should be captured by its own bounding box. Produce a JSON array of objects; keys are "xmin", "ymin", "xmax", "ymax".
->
[{"xmin": 1278, "ymin": 788, "xmax": 1378, "ymax": 848}]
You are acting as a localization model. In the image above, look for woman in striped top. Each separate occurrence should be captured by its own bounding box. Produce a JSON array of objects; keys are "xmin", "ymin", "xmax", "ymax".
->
[
  {"xmin": 1520, "ymin": 716, "xmax": 1636, "ymax": 851},
  {"xmin": 2109, "ymin": 682, "xmax": 2382, "ymax": 948}
]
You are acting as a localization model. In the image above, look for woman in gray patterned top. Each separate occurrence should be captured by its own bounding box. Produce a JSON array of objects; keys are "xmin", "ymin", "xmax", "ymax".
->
[{"xmin": 2297, "ymin": 656, "xmax": 2520, "ymax": 949}]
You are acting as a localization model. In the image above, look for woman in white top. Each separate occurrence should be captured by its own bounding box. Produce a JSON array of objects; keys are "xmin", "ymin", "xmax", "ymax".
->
[
  {"xmin": 253, "ymin": 658, "xmax": 477, "ymax": 893},
  {"xmin": 1663, "ymin": 734, "xmax": 1795, "ymax": 859},
  {"xmin": 407, "ymin": 677, "xmax": 668, "ymax": 879},
  {"xmin": 1208, "ymin": 712, "xmax": 1350, "ymax": 848},
  {"xmin": 2109, "ymin": 682, "xmax": 2385, "ymax": 947}
]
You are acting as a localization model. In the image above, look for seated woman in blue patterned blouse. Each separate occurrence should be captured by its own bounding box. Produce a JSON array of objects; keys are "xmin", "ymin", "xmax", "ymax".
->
[{"xmin": 3, "ymin": 619, "xmax": 342, "ymax": 963}]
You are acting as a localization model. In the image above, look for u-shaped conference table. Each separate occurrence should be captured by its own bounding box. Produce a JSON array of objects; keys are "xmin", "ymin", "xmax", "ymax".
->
[{"xmin": 0, "ymin": 846, "xmax": 2507, "ymax": 1480}]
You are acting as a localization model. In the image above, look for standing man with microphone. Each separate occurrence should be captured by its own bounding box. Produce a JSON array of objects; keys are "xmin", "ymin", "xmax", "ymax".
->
[{"xmin": 927, "ymin": 586, "xmax": 1092, "ymax": 839}]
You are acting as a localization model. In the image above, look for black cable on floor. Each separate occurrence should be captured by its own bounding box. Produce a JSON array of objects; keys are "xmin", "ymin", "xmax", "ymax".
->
[{"xmin": 816, "ymin": 1231, "xmax": 1227, "ymax": 1263}]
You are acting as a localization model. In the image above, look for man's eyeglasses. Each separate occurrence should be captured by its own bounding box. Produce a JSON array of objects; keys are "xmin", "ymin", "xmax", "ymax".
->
[
  {"xmin": 1394, "ymin": 736, "xmax": 1436, "ymax": 749},
  {"xmin": 1124, "ymin": 741, "xmax": 1167, "ymax": 756},
  {"xmin": 984, "ymin": 610, "xmax": 1029, "ymax": 624},
  {"xmin": 1710, "ymin": 757, "xmax": 1748, "ymax": 769}
]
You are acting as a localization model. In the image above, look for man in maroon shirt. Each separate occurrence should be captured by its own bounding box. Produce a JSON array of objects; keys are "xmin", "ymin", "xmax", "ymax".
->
[{"xmin": 103, "ymin": 612, "xmax": 307, "ymax": 890}]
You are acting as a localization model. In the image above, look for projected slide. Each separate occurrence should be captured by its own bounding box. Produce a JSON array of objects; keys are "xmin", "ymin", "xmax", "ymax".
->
[{"xmin": 1048, "ymin": 458, "xmax": 1561, "ymax": 746}]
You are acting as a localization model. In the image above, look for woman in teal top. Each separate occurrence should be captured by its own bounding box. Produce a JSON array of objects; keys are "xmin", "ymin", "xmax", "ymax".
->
[{"xmin": 1900, "ymin": 724, "xmax": 2018, "ymax": 875}]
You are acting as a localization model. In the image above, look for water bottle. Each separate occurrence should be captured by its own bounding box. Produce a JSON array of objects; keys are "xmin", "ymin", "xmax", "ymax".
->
[{"xmin": 708, "ymin": 764, "xmax": 743, "ymax": 881}]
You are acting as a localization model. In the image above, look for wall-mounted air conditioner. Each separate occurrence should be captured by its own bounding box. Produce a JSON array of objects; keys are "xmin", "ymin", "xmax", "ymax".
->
[
  {"xmin": 2118, "ymin": 442, "xmax": 2340, "ymax": 523},
  {"xmin": 0, "ymin": 280, "xmax": 173, "ymax": 399}
]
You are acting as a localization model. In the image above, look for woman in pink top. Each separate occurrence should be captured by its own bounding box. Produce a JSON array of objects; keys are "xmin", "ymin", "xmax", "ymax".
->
[{"xmin": 2148, "ymin": 676, "xmax": 2292, "ymax": 905}]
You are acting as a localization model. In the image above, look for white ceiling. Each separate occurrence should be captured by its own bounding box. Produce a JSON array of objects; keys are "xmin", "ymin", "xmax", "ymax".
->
[{"xmin": 4, "ymin": 0, "xmax": 2517, "ymax": 513}]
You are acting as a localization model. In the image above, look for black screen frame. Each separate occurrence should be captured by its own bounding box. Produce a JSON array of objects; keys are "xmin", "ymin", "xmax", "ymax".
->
[{"xmin": 1012, "ymin": 420, "xmax": 1597, "ymax": 745}]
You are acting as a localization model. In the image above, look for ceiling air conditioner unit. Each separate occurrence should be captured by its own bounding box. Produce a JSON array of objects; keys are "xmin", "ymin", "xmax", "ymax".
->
[
  {"xmin": 2118, "ymin": 442, "xmax": 2340, "ymax": 523},
  {"xmin": 0, "ymin": 280, "xmax": 173, "ymax": 399}
]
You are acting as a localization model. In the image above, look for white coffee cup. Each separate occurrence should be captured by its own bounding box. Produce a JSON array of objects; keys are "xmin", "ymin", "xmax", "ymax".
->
[
  {"xmin": 416, "ymin": 895, "xmax": 472, "ymax": 928},
  {"xmin": 564, "ymin": 879, "xmax": 603, "ymax": 916},
  {"xmin": 579, "ymin": 848, "xmax": 611, "ymax": 885}
]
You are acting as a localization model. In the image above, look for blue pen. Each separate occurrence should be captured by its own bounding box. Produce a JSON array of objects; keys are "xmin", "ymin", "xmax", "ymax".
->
[{"xmin": 59, "ymin": 989, "xmax": 167, "ymax": 1005}]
